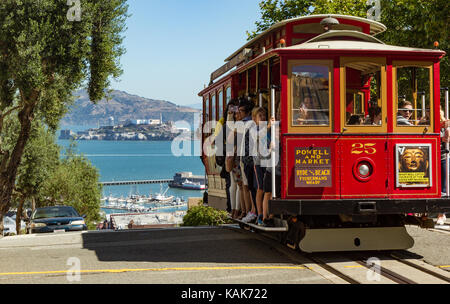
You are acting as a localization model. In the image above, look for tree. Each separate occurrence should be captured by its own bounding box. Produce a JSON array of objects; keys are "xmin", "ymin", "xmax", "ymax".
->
[
  {"xmin": 13, "ymin": 121, "xmax": 60, "ymax": 234},
  {"xmin": 40, "ymin": 143, "xmax": 103, "ymax": 228},
  {"xmin": 379, "ymin": 0, "xmax": 449, "ymax": 88},
  {"xmin": 247, "ymin": 0, "xmax": 370, "ymax": 39},
  {"xmin": 0, "ymin": 0, "xmax": 129, "ymax": 218},
  {"xmin": 247, "ymin": 0, "xmax": 314, "ymax": 40},
  {"xmin": 313, "ymin": 0, "xmax": 368, "ymax": 16}
]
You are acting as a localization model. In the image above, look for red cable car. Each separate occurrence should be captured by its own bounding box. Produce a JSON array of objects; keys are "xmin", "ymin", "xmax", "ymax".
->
[{"xmin": 198, "ymin": 15, "xmax": 449, "ymax": 252}]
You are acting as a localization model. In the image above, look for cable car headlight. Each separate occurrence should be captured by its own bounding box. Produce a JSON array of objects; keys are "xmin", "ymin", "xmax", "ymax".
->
[
  {"xmin": 353, "ymin": 159, "xmax": 374, "ymax": 182},
  {"xmin": 359, "ymin": 164, "xmax": 371, "ymax": 177}
]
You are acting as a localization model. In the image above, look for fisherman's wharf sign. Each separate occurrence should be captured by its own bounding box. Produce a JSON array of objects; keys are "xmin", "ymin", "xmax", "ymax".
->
[{"xmin": 295, "ymin": 147, "xmax": 332, "ymax": 188}]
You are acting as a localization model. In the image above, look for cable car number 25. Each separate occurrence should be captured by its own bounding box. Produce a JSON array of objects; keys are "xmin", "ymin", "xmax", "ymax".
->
[{"xmin": 351, "ymin": 143, "xmax": 377, "ymax": 155}]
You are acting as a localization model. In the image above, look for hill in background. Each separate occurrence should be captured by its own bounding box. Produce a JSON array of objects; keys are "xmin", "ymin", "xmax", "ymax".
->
[{"xmin": 61, "ymin": 90, "xmax": 201, "ymax": 127}]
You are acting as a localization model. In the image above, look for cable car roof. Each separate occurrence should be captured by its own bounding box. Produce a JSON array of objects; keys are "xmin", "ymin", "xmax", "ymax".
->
[
  {"xmin": 283, "ymin": 40, "xmax": 445, "ymax": 55},
  {"xmin": 225, "ymin": 14, "xmax": 387, "ymax": 62},
  {"xmin": 305, "ymin": 30, "xmax": 385, "ymax": 44}
]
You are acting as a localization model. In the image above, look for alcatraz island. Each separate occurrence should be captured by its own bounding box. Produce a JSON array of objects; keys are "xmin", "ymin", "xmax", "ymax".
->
[{"xmin": 60, "ymin": 118, "xmax": 193, "ymax": 141}]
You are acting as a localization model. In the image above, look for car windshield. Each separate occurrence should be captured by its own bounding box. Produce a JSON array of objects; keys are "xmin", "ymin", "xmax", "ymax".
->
[{"xmin": 32, "ymin": 207, "xmax": 79, "ymax": 220}]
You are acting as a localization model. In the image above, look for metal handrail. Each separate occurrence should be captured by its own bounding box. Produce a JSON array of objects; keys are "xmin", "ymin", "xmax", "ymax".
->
[{"xmin": 443, "ymin": 87, "xmax": 449, "ymax": 197}]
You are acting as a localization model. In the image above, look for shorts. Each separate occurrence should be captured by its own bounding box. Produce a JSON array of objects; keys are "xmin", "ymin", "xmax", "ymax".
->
[
  {"xmin": 263, "ymin": 171, "xmax": 281, "ymax": 197},
  {"xmin": 240, "ymin": 161, "xmax": 254, "ymax": 188},
  {"xmin": 254, "ymin": 165, "xmax": 265, "ymax": 190},
  {"xmin": 240, "ymin": 161, "xmax": 248, "ymax": 186}
]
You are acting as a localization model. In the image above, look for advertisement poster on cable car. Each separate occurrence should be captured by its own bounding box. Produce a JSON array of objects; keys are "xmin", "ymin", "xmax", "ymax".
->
[
  {"xmin": 295, "ymin": 147, "xmax": 332, "ymax": 188},
  {"xmin": 396, "ymin": 144, "xmax": 432, "ymax": 188}
]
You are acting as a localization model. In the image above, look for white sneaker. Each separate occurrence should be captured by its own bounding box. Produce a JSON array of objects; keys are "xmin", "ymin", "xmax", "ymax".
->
[
  {"xmin": 437, "ymin": 214, "xmax": 447, "ymax": 225},
  {"xmin": 243, "ymin": 212, "xmax": 257, "ymax": 223},
  {"xmin": 240, "ymin": 213, "xmax": 251, "ymax": 222},
  {"xmin": 241, "ymin": 212, "xmax": 251, "ymax": 222}
]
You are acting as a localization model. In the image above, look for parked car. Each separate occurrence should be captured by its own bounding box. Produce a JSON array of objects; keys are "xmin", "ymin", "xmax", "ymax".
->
[{"xmin": 30, "ymin": 206, "xmax": 87, "ymax": 234}]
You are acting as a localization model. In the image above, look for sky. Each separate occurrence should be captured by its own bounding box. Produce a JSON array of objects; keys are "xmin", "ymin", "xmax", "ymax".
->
[{"xmin": 110, "ymin": 0, "xmax": 263, "ymax": 106}]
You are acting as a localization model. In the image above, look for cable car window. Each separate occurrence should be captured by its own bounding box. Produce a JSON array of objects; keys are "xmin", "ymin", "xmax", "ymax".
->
[
  {"xmin": 292, "ymin": 65, "xmax": 330, "ymax": 126},
  {"xmin": 249, "ymin": 67, "xmax": 257, "ymax": 94},
  {"xmin": 396, "ymin": 66, "xmax": 431, "ymax": 127},
  {"xmin": 205, "ymin": 96, "xmax": 210, "ymax": 126},
  {"xmin": 218, "ymin": 90, "xmax": 224, "ymax": 120},
  {"xmin": 344, "ymin": 63, "xmax": 383, "ymax": 127},
  {"xmin": 226, "ymin": 86, "xmax": 231, "ymax": 104},
  {"xmin": 211, "ymin": 94, "xmax": 216, "ymax": 123}
]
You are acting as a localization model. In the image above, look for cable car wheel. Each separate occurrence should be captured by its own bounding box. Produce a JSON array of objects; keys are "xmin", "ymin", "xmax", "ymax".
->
[{"xmin": 284, "ymin": 216, "xmax": 306, "ymax": 252}]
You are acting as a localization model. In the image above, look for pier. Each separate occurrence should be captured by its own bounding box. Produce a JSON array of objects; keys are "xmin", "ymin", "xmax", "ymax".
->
[{"xmin": 100, "ymin": 179, "xmax": 173, "ymax": 186}]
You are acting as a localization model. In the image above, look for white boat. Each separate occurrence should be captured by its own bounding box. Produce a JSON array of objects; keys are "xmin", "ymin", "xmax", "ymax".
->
[
  {"xmin": 151, "ymin": 184, "xmax": 174, "ymax": 203},
  {"xmin": 181, "ymin": 179, "xmax": 206, "ymax": 190},
  {"xmin": 136, "ymin": 197, "xmax": 149, "ymax": 204}
]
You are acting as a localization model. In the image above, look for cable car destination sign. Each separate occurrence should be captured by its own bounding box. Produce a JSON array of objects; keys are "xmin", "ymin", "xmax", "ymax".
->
[
  {"xmin": 210, "ymin": 48, "xmax": 253, "ymax": 83},
  {"xmin": 295, "ymin": 147, "xmax": 332, "ymax": 188}
]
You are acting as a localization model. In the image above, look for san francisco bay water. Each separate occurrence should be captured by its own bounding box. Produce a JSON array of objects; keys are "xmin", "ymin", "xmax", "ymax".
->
[{"xmin": 57, "ymin": 138, "xmax": 205, "ymax": 203}]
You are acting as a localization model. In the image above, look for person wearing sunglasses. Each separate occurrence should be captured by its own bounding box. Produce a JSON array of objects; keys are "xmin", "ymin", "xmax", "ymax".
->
[{"xmin": 397, "ymin": 100, "xmax": 414, "ymax": 126}]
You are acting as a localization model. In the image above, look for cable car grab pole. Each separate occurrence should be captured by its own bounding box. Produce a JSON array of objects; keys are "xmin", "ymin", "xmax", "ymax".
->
[
  {"xmin": 445, "ymin": 88, "xmax": 449, "ymax": 197},
  {"xmin": 421, "ymin": 92, "xmax": 426, "ymax": 119},
  {"xmin": 271, "ymin": 85, "xmax": 276, "ymax": 199}
]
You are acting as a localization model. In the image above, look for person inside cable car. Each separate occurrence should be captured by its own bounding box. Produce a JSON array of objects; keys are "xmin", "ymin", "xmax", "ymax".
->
[
  {"xmin": 347, "ymin": 115, "xmax": 363, "ymax": 125},
  {"xmin": 418, "ymin": 109, "xmax": 431, "ymax": 126},
  {"xmin": 363, "ymin": 106, "xmax": 382, "ymax": 126},
  {"xmin": 397, "ymin": 101, "xmax": 414, "ymax": 126},
  {"xmin": 295, "ymin": 94, "xmax": 329, "ymax": 126}
]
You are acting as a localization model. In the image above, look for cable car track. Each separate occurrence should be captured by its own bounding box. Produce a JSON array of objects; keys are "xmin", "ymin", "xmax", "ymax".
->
[
  {"xmin": 389, "ymin": 252, "xmax": 450, "ymax": 283},
  {"xmin": 227, "ymin": 224, "xmax": 450, "ymax": 284},
  {"xmin": 428, "ymin": 227, "xmax": 450, "ymax": 235}
]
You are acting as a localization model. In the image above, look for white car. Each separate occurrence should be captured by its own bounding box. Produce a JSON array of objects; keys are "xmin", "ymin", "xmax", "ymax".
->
[{"xmin": 2, "ymin": 216, "xmax": 26, "ymax": 236}]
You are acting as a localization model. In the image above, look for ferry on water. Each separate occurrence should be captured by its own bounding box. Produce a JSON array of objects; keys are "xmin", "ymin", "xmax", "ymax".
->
[
  {"xmin": 181, "ymin": 179, "xmax": 207, "ymax": 190},
  {"xmin": 169, "ymin": 172, "xmax": 206, "ymax": 191}
]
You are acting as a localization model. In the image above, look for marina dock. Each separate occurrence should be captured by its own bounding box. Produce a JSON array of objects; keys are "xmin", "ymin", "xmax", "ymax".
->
[{"xmin": 100, "ymin": 179, "xmax": 173, "ymax": 186}]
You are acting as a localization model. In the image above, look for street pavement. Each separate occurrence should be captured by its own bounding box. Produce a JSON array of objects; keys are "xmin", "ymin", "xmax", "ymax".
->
[
  {"xmin": 405, "ymin": 225, "xmax": 450, "ymax": 268},
  {"xmin": 0, "ymin": 226, "xmax": 330, "ymax": 284},
  {"xmin": 0, "ymin": 225, "xmax": 447, "ymax": 284}
]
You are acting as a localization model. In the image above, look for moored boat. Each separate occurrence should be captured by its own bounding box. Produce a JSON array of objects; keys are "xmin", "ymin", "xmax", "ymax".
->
[{"xmin": 181, "ymin": 179, "xmax": 206, "ymax": 190}]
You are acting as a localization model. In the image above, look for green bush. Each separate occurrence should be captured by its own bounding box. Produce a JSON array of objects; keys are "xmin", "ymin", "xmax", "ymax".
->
[{"xmin": 182, "ymin": 204, "xmax": 232, "ymax": 226}]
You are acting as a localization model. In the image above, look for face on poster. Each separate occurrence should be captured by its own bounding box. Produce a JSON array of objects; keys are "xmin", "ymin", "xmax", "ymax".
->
[{"xmin": 396, "ymin": 144, "xmax": 432, "ymax": 188}]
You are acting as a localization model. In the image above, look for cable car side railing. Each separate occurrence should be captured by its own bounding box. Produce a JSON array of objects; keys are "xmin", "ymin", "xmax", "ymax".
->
[{"xmin": 443, "ymin": 87, "xmax": 450, "ymax": 197}]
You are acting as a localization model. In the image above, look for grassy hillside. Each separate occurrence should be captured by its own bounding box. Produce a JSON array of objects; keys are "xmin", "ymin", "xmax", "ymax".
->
[{"xmin": 61, "ymin": 90, "xmax": 200, "ymax": 126}]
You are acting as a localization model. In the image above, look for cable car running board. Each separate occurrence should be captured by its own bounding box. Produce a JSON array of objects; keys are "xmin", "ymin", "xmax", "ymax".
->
[
  {"xmin": 299, "ymin": 226, "xmax": 414, "ymax": 253},
  {"xmin": 232, "ymin": 218, "xmax": 288, "ymax": 232}
]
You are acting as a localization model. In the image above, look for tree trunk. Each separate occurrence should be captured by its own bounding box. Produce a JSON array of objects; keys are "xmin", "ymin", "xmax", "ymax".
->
[
  {"xmin": 16, "ymin": 196, "xmax": 25, "ymax": 235},
  {"xmin": 29, "ymin": 196, "xmax": 36, "ymax": 234},
  {"xmin": 0, "ymin": 214, "xmax": 3, "ymax": 237},
  {"xmin": 31, "ymin": 196, "xmax": 36, "ymax": 213},
  {"xmin": 0, "ymin": 100, "xmax": 37, "ymax": 218}
]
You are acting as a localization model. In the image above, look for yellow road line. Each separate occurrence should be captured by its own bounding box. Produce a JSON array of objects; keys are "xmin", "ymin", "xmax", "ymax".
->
[
  {"xmin": 439, "ymin": 265, "xmax": 450, "ymax": 268},
  {"xmin": 0, "ymin": 266, "xmax": 309, "ymax": 277}
]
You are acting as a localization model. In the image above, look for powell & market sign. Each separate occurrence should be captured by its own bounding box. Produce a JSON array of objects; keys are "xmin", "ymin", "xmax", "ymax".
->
[{"xmin": 295, "ymin": 147, "xmax": 332, "ymax": 188}]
